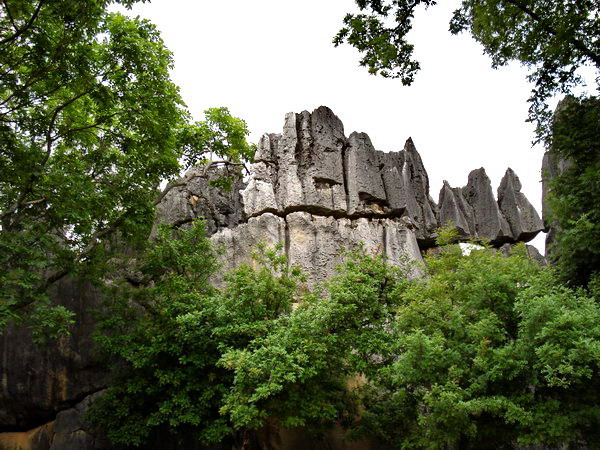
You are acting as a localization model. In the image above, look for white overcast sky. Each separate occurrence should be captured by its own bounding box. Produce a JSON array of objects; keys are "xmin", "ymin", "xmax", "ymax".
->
[{"xmin": 119, "ymin": 0, "xmax": 555, "ymax": 251}]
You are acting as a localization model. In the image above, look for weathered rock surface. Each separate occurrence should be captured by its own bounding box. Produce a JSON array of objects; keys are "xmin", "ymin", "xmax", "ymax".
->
[
  {"xmin": 210, "ymin": 212, "xmax": 287, "ymax": 281},
  {"xmin": 498, "ymin": 168, "xmax": 544, "ymax": 242},
  {"xmin": 211, "ymin": 212, "xmax": 424, "ymax": 286},
  {"xmin": 437, "ymin": 167, "xmax": 543, "ymax": 245},
  {"xmin": 0, "ymin": 278, "xmax": 107, "ymax": 432},
  {"xmin": 438, "ymin": 181, "xmax": 474, "ymax": 236},
  {"xmin": 241, "ymin": 107, "xmax": 440, "ymax": 246},
  {"xmin": 156, "ymin": 165, "xmax": 246, "ymax": 235},
  {"xmin": 285, "ymin": 212, "xmax": 423, "ymax": 284},
  {"xmin": 461, "ymin": 168, "xmax": 513, "ymax": 243},
  {"xmin": 0, "ymin": 393, "xmax": 112, "ymax": 450},
  {"xmin": 243, "ymin": 107, "xmax": 348, "ymax": 217}
]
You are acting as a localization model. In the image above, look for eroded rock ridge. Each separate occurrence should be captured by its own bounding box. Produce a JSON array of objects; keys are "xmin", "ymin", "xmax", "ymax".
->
[{"xmin": 208, "ymin": 106, "xmax": 544, "ymax": 284}]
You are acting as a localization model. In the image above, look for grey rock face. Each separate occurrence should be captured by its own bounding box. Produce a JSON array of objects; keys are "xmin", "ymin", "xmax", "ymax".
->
[
  {"xmin": 438, "ymin": 168, "xmax": 544, "ymax": 245},
  {"xmin": 462, "ymin": 168, "xmax": 513, "ymax": 244},
  {"xmin": 498, "ymin": 168, "xmax": 544, "ymax": 242},
  {"xmin": 212, "ymin": 211, "xmax": 424, "ymax": 286},
  {"xmin": 401, "ymin": 138, "xmax": 439, "ymax": 241},
  {"xmin": 155, "ymin": 165, "xmax": 246, "ymax": 235},
  {"xmin": 438, "ymin": 181, "xmax": 473, "ymax": 236},
  {"xmin": 345, "ymin": 132, "xmax": 388, "ymax": 216},
  {"xmin": 210, "ymin": 212, "xmax": 287, "ymax": 284},
  {"xmin": 285, "ymin": 212, "xmax": 423, "ymax": 285},
  {"xmin": 0, "ymin": 278, "xmax": 107, "ymax": 431},
  {"xmin": 242, "ymin": 107, "xmax": 439, "ymax": 245}
]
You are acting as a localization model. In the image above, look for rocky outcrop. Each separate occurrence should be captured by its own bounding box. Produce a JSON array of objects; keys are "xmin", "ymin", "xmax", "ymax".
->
[
  {"xmin": 156, "ymin": 164, "xmax": 246, "ymax": 235},
  {"xmin": 461, "ymin": 168, "xmax": 513, "ymax": 243},
  {"xmin": 438, "ymin": 182, "xmax": 475, "ymax": 236},
  {"xmin": 498, "ymin": 168, "xmax": 544, "ymax": 242},
  {"xmin": 0, "ymin": 106, "xmax": 546, "ymax": 449},
  {"xmin": 164, "ymin": 106, "xmax": 545, "ymax": 284},
  {"xmin": 212, "ymin": 212, "xmax": 423, "ymax": 286},
  {"xmin": 243, "ymin": 108, "xmax": 347, "ymax": 218},
  {"xmin": 498, "ymin": 243, "xmax": 547, "ymax": 266},
  {"xmin": 438, "ymin": 167, "xmax": 543, "ymax": 245},
  {"xmin": 242, "ymin": 107, "xmax": 439, "ymax": 246},
  {"xmin": 0, "ymin": 278, "xmax": 107, "ymax": 432}
]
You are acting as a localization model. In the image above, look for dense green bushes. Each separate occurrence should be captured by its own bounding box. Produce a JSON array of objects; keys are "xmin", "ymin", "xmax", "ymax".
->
[{"xmin": 89, "ymin": 223, "xmax": 600, "ymax": 448}]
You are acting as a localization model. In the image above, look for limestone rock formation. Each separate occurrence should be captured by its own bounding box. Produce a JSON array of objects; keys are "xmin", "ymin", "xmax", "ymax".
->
[
  {"xmin": 437, "ymin": 167, "xmax": 543, "ymax": 245},
  {"xmin": 243, "ymin": 107, "xmax": 348, "ymax": 218},
  {"xmin": 438, "ymin": 181, "xmax": 474, "ymax": 236},
  {"xmin": 461, "ymin": 168, "xmax": 513, "ymax": 243},
  {"xmin": 0, "ymin": 278, "xmax": 107, "ymax": 431},
  {"xmin": 242, "ymin": 107, "xmax": 440, "ymax": 247},
  {"xmin": 0, "ymin": 105, "xmax": 546, "ymax": 449},
  {"xmin": 210, "ymin": 212, "xmax": 423, "ymax": 286},
  {"xmin": 498, "ymin": 168, "xmax": 544, "ymax": 242},
  {"xmin": 155, "ymin": 165, "xmax": 246, "ymax": 235}
]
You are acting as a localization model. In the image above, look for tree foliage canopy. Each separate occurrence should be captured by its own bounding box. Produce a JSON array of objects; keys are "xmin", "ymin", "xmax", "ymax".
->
[
  {"xmin": 90, "ymin": 225, "xmax": 600, "ymax": 448},
  {"xmin": 546, "ymin": 96, "xmax": 600, "ymax": 288},
  {"xmin": 0, "ymin": 0, "xmax": 254, "ymax": 337},
  {"xmin": 90, "ymin": 226, "xmax": 305, "ymax": 447},
  {"xmin": 355, "ymin": 241, "xmax": 600, "ymax": 448},
  {"xmin": 334, "ymin": 0, "xmax": 599, "ymax": 137}
]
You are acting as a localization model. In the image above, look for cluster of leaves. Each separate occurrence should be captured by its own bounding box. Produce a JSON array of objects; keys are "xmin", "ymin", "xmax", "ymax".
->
[
  {"xmin": 546, "ymin": 96, "xmax": 600, "ymax": 288},
  {"xmin": 0, "ymin": 0, "xmax": 254, "ymax": 338},
  {"xmin": 89, "ymin": 219, "xmax": 407, "ymax": 447},
  {"xmin": 355, "ymin": 242, "xmax": 600, "ymax": 448},
  {"xmin": 221, "ymin": 248, "xmax": 407, "ymax": 434},
  {"xmin": 89, "ymin": 222, "xmax": 304, "ymax": 447},
  {"xmin": 335, "ymin": 0, "xmax": 599, "ymax": 140},
  {"xmin": 89, "ymin": 224, "xmax": 600, "ymax": 448}
]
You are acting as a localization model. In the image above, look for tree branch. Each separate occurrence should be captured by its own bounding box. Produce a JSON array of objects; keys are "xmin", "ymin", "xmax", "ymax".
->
[
  {"xmin": 40, "ymin": 216, "xmax": 127, "ymax": 292},
  {"xmin": 44, "ymin": 89, "xmax": 93, "ymax": 165},
  {"xmin": 1, "ymin": 0, "xmax": 18, "ymax": 31},
  {"xmin": 502, "ymin": 0, "xmax": 600, "ymax": 68},
  {"xmin": 0, "ymin": 0, "xmax": 44, "ymax": 46},
  {"xmin": 51, "ymin": 113, "xmax": 118, "ymax": 142}
]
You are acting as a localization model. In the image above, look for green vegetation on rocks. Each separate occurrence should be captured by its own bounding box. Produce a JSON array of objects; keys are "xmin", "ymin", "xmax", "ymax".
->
[{"xmin": 89, "ymin": 225, "xmax": 600, "ymax": 448}]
